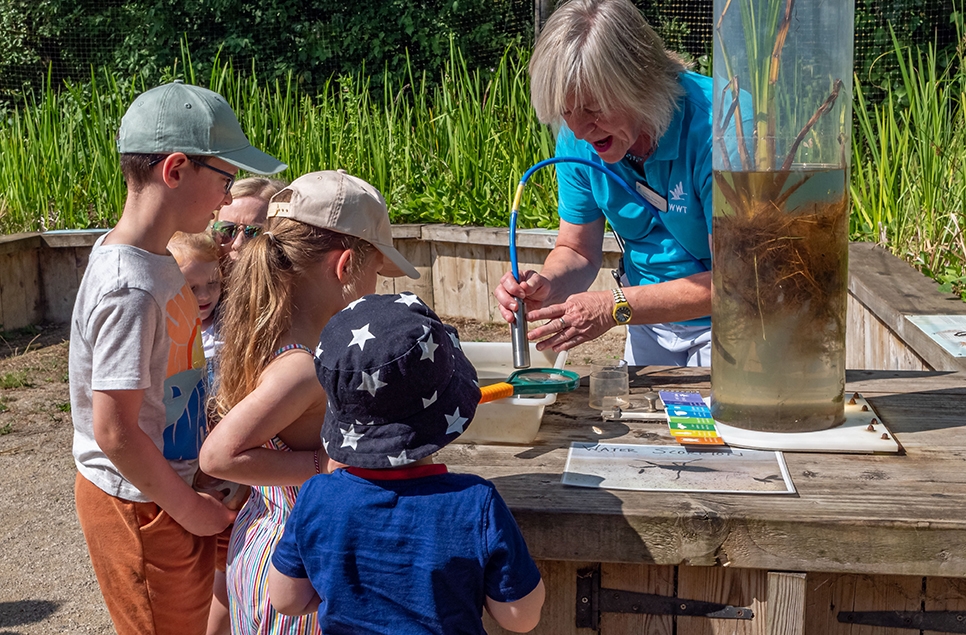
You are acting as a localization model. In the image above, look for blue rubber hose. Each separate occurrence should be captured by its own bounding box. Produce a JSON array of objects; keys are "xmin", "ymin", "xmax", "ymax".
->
[
  {"xmin": 510, "ymin": 156, "xmax": 707, "ymax": 280},
  {"xmin": 508, "ymin": 156, "xmax": 707, "ymax": 369}
]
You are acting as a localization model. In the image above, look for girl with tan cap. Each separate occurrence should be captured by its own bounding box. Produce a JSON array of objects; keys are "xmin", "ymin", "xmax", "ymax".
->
[{"xmin": 199, "ymin": 171, "xmax": 418, "ymax": 635}]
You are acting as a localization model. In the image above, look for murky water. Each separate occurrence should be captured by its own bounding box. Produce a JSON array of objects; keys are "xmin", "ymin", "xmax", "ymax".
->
[{"xmin": 710, "ymin": 167, "xmax": 849, "ymax": 431}]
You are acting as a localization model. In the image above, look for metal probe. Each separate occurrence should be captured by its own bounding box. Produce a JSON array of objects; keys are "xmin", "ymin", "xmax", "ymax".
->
[
  {"xmin": 509, "ymin": 182, "xmax": 530, "ymax": 368},
  {"xmin": 511, "ymin": 298, "xmax": 530, "ymax": 368}
]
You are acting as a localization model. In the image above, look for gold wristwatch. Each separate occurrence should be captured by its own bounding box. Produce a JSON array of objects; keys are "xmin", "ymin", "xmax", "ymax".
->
[{"xmin": 611, "ymin": 288, "xmax": 632, "ymax": 325}]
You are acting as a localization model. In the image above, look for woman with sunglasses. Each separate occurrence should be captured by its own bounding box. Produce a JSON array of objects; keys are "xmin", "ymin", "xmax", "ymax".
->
[{"xmin": 211, "ymin": 177, "xmax": 288, "ymax": 264}]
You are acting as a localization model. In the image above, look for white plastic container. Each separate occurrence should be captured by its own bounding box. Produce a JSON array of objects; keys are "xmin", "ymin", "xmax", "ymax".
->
[{"xmin": 456, "ymin": 342, "xmax": 568, "ymax": 445}]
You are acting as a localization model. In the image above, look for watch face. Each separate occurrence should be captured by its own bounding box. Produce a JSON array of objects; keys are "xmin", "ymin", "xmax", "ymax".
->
[{"xmin": 615, "ymin": 305, "xmax": 632, "ymax": 324}]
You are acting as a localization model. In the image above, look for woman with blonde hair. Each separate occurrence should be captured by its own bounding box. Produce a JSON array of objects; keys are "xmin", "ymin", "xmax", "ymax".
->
[
  {"xmin": 211, "ymin": 177, "xmax": 288, "ymax": 264},
  {"xmin": 200, "ymin": 170, "xmax": 419, "ymax": 635},
  {"xmin": 494, "ymin": 0, "xmax": 722, "ymax": 367}
]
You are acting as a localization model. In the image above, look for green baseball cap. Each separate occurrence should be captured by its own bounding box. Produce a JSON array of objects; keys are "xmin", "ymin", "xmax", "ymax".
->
[{"xmin": 117, "ymin": 80, "xmax": 286, "ymax": 175}]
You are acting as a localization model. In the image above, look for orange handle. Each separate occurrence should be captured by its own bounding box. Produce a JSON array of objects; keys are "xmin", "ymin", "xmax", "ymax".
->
[{"xmin": 479, "ymin": 382, "xmax": 516, "ymax": 404}]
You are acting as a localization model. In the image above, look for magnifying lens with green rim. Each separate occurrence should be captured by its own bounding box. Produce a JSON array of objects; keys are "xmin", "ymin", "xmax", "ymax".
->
[{"xmin": 479, "ymin": 368, "xmax": 580, "ymax": 404}]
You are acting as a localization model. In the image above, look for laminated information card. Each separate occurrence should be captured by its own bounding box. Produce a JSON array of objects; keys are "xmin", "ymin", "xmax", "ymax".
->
[
  {"xmin": 906, "ymin": 315, "xmax": 966, "ymax": 358},
  {"xmin": 562, "ymin": 442, "xmax": 795, "ymax": 494}
]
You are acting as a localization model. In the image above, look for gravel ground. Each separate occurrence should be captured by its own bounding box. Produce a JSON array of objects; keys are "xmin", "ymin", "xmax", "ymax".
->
[{"xmin": 0, "ymin": 320, "xmax": 624, "ymax": 634}]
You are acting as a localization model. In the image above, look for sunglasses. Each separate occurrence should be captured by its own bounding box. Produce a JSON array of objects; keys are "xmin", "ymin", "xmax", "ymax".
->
[
  {"xmin": 149, "ymin": 155, "xmax": 236, "ymax": 194},
  {"xmin": 211, "ymin": 220, "xmax": 262, "ymax": 244}
]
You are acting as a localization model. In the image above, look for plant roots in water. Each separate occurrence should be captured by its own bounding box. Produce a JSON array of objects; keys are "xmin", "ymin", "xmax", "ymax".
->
[{"xmin": 711, "ymin": 168, "xmax": 849, "ymax": 432}]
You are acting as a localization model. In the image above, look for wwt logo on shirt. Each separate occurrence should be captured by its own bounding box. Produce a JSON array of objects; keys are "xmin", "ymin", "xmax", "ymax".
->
[{"xmin": 668, "ymin": 181, "xmax": 688, "ymax": 213}]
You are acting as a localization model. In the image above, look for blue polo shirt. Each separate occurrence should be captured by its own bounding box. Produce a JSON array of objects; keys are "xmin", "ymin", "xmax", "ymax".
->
[
  {"xmin": 555, "ymin": 71, "xmax": 715, "ymax": 326},
  {"xmin": 272, "ymin": 465, "xmax": 541, "ymax": 635}
]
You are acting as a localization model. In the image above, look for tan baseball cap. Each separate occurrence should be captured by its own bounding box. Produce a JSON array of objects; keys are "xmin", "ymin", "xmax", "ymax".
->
[
  {"xmin": 267, "ymin": 170, "xmax": 419, "ymax": 279},
  {"xmin": 117, "ymin": 80, "xmax": 286, "ymax": 175}
]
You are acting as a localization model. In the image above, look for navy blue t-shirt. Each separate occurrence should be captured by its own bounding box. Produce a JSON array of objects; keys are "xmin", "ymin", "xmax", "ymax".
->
[{"xmin": 272, "ymin": 465, "xmax": 541, "ymax": 635}]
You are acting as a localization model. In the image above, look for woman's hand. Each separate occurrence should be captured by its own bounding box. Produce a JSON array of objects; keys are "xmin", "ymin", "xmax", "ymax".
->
[
  {"xmin": 493, "ymin": 270, "xmax": 553, "ymax": 324},
  {"xmin": 526, "ymin": 290, "xmax": 616, "ymax": 352}
]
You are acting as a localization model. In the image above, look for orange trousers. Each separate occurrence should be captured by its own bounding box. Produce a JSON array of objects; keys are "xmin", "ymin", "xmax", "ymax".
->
[{"xmin": 75, "ymin": 473, "xmax": 216, "ymax": 635}]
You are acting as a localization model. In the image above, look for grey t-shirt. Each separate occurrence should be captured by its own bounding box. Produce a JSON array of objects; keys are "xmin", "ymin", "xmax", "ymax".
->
[{"xmin": 70, "ymin": 235, "xmax": 208, "ymax": 502}]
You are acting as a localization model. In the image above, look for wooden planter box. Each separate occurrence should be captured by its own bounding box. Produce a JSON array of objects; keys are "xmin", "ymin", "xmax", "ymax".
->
[{"xmin": 2, "ymin": 226, "xmax": 963, "ymax": 372}]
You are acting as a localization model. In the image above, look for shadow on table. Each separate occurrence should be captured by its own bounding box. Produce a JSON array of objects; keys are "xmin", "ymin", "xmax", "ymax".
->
[
  {"xmin": 845, "ymin": 368, "xmax": 966, "ymax": 435},
  {"xmin": 489, "ymin": 471, "xmax": 653, "ymax": 563},
  {"xmin": 514, "ymin": 365, "xmax": 711, "ymax": 461}
]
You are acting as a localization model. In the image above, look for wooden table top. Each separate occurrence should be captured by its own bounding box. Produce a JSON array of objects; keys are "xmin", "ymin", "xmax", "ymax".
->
[{"xmin": 437, "ymin": 366, "xmax": 966, "ymax": 577}]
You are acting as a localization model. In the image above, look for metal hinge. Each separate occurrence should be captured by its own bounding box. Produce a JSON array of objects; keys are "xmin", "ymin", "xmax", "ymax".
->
[
  {"xmin": 575, "ymin": 566, "xmax": 754, "ymax": 629},
  {"xmin": 838, "ymin": 610, "xmax": 966, "ymax": 632}
]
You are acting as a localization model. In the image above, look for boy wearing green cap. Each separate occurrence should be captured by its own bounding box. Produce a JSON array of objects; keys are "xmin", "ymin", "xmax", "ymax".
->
[{"xmin": 69, "ymin": 80, "xmax": 286, "ymax": 635}]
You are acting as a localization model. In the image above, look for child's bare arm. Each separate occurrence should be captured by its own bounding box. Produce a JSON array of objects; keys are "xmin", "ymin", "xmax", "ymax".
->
[
  {"xmin": 93, "ymin": 389, "xmax": 236, "ymax": 536},
  {"xmin": 200, "ymin": 353, "xmax": 325, "ymax": 486},
  {"xmin": 484, "ymin": 579, "xmax": 546, "ymax": 633},
  {"xmin": 267, "ymin": 564, "xmax": 321, "ymax": 616}
]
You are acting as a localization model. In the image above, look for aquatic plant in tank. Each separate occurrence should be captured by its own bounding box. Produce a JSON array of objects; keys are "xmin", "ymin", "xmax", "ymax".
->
[{"xmin": 711, "ymin": 0, "xmax": 854, "ymax": 431}]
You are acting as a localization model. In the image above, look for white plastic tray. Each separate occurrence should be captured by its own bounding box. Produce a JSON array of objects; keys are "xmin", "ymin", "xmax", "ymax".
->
[{"xmin": 456, "ymin": 342, "xmax": 568, "ymax": 445}]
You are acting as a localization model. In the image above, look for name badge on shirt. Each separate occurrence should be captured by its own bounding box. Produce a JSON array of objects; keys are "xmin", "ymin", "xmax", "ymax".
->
[{"xmin": 635, "ymin": 181, "xmax": 668, "ymax": 213}]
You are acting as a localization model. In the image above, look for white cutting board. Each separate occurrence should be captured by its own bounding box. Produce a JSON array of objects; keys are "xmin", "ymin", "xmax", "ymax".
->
[{"xmin": 712, "ymin": 393, "xmax": 901, "ymax": 454}]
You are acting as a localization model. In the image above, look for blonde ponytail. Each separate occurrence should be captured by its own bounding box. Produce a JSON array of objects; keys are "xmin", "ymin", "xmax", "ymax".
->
[{"xmin": 215, "ymin": 218, "xmax": 376, "ymax": 417}]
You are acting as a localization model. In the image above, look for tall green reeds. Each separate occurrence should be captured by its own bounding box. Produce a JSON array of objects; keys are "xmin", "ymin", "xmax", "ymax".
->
[
  {"xmin": 0, "ymin": 44, "xmax": 556, "ymax": 234},
  {"xmin": 0, "ymin": 70, "xmax": 140, "ymax": 230},
  {"xmin": 851, "ymin": 18, "xmax": 966, "ymax": 297}
]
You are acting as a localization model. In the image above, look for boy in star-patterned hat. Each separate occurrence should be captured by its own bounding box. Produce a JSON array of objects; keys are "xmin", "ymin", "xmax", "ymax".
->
[{"xmin": 267, "ymin": 292, "xmax": 546, "ymax": 634}]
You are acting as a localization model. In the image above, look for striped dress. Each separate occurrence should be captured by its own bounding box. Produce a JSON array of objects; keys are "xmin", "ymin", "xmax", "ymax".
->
[{"xmin": 226, "ymin": 435, "xmax": 322, "ymax": 635}]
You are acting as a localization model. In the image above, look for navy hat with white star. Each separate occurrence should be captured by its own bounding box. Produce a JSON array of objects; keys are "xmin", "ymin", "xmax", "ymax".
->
[{"xmin": 317, "ymin": 293, "xmax": 481, "ymax": 468}]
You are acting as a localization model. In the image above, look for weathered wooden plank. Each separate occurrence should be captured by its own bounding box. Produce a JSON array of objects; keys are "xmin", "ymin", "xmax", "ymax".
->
[
  {"xmin": 481, "ymin": 559, "xmax": 593, "ymax": 635},
  {"xmin": 0, "ymin": 252, "xmax": 29, "ymax": 331},
  {"xmin": 599, "ymin": 563, "xmax": 674, "ymax": 635},
  {"xmin": 803, "ymin": 573, "xmax": 927, "ymax": 635},
  {"xmin": 374, "ymin": 274, "xmax": 396, "ymax": 296},
  {"xmin": 390, "ymin": 239, "xmax": 434, "ymax": 307},
  {"xmin": 431, "ymin": 241, "xmax": 489, "ymax": 320},
  {"xmin": 2, "ymin": 247, "xmax": 42, "ymax": 330},
  {"xmin": 847, "ymin": 293, "xmax": 869, "ymax": 370},
  {"xmin": 0, "ymin": 233, "xmax": 42, "ymax": 257},
  {"xmin": 847, "ymin": 294, "xmax": 930, "ymax": 371},
  {"xmin": 924, "ymin": 577, "xmax": 966, "ymax": 635},
  {"xmin": 417, "ymin": 223, "xmax": 620, "ymax": 253},
  {"xmin": 422, "ymin": 224, "xmax": 509, "ymax": 248},
  {"xmin": 20, "ymin": 245, "xmax": 41, "ymax": 327},
  {"xmin": 848, "ymin": 243, "xmax": 966, "ymax": 372},
  {"xmin": 39, "ymin": 229, "xmax": 107, "ymax": 249},
  {"xmin": 459, "ymin": 461, "xmax": 966, "ymax": 575},
  {"xmin": 39, "ymin": 247, "xmax": 82, "ymax": 324},
  {"xmin": 388, "ymin": 223, "xmax": 423, "ymax": 240},
  {"xmin": 677, "ymin": 567, "xmax": 766, "ymax": 635},
  {"xmin": 456, "ymin": 242, "xmax": 490, "ymax": 320},
  {"xmin": 430, "ymin": 242, "xmax": 461, "ymax": 319},
  {"xmin": 484, "ymin": 244, "xmax": 512, "ymax": 323},
  {"xmin": 851, "ymin": 574, "xmax": 923, "ymax": 635},
  {"xmin": 803, "ymin": 573, "xmax": 857, "ymax": 635},
  {"xmin": 766, "ymin": 571, "xmax": 806, "ymax": 635}
]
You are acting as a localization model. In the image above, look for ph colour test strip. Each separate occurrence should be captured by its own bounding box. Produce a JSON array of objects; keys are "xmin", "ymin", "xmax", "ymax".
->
[{"xmin": 659, "ymin": 390, "xmax": 726, "ymax": 446}]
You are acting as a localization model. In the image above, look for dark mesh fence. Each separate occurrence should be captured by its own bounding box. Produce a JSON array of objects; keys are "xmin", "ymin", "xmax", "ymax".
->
[{"xmin": 0, "ymin": 0, "xmax": 957, "ymax": 104}]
